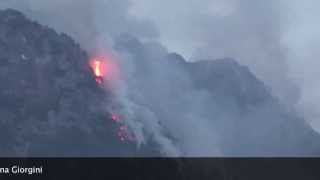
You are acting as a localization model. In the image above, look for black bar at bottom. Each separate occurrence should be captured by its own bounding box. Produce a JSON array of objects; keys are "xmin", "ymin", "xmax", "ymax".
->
[{"xmin": 0, "ymin": 158, "xmax": 319, "ymax": 180}]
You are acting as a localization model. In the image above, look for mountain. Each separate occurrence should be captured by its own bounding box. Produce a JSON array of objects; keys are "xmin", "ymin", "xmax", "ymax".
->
[
  {"xmin": 0, "ymin": 9, "xmax": 319, "ymax": 157},
  {"xmin": 116, "ymin": 34, "xmax": 320, "ymax": 156},
  {"xmin": 0, "ymin": 9, "xmax": 158, "ymax": 156},
  {"xmin": 187, "ymin": 58, "xmax": 320, "ymax": 156}
]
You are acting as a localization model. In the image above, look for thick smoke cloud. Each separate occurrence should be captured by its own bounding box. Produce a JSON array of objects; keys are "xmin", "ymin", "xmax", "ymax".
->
[
  {"xmin": 112, "ymin": 35, "xmax": 221, "ymax": 156},
  {"xmin": 1, "ymin": 0, "xmax": 320, "ymax": 156},
  {"xmin": 131, "ymin": 0, "xmax": 320, "ymax": 133},
  {"xmin": 131, "ymin": 0, "xmax": 296, "ymax": 104}
]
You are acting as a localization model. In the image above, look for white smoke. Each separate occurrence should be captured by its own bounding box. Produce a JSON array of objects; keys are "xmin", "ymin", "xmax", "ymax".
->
[
  {"xmin": 112, "ymin": 37, "xmax": 221, "ymax": 156},
  {"xmin": 131, "ymin": 0, "xmax": 320, "ymax": 134},
  {"xmin": 282, "ymin": 0, "xmax": 320, "ymax": 133},
  {"xmin": 130, "ymin": 0, "xmax": 296, "ymax": 103},
  {"xmin": 1, "ymin": 0, "xmax": 320, "ymax": 156}
]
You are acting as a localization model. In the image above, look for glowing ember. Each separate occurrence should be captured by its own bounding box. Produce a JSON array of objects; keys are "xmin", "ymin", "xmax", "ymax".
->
[
  {"xmin": 117, "ymin": 125, "xmax": 135, "ymax": 142},
  {"xmin": 112, "ymin": 113, "xmax": 121, "ymax": 123},
  {"xmin": 110, "ymin": 112, "xmax": 135, "ymax": 143}
]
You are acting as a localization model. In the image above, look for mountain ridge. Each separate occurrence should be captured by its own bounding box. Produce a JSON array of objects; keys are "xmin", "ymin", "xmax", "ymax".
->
[{"xmin": 0, "ymin": 8, "xmax": 319, "ymax": 156}]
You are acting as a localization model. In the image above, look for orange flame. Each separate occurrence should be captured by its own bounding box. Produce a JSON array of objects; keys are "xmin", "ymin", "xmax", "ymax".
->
[
  {"xmin": 90, "ymin": 56, "xmax": 120, "ymax": 85},
  {"xmin": 90, "ymin": 59, "xmax": 105, "ymax": 84},
  {"xmin": 93, "ymin": 60, "xmax": 102, "ymax": 77}
]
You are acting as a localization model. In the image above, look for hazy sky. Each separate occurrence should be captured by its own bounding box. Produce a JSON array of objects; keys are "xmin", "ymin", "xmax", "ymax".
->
[
  {"xmin": 1, "ymin": 0, "xmax": 320, "ymax": 154},
  {"xmin": 130, "ymin": 0, "xmax": 295, "ymax": 104},
  {"xmin": 130, "ymin": 0, "xmax": 320, "ymax": 133}
]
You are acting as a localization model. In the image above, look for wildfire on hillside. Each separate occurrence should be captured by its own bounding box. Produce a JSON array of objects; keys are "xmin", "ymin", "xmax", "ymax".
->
[{"xmin": 90, "ymin": 56, "xmax": 134, "ymax": 143}]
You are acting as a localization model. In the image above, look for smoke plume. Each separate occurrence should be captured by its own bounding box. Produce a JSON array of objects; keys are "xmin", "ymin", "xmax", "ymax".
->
[
  {"xmin": 130, "ymin": 0, "xmax": 320, "ymax": 134},
  {"xmin": 1, "ymin": 0, "xmax": 320, "ymax": 156}
]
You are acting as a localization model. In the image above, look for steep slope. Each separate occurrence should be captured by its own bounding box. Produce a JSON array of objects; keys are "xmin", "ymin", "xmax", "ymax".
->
[{"xmin": 0, "ymin": 9, "xmax": 157, "ymax": 156}]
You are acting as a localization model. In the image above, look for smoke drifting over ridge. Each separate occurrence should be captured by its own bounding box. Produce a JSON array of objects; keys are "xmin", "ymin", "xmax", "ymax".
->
[
  {"xmin": 1, "ymin": 0, "xmax": 320, "ymax": 156},
  {"xmin": 131, "ymin": 0, "xmax": 320, "ymax": 134},
  {"xmin": 131, "ymin": 0, "xmax": 295, "ymax": 105}
]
